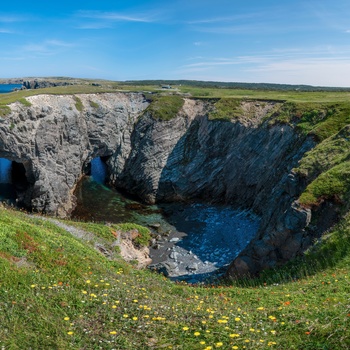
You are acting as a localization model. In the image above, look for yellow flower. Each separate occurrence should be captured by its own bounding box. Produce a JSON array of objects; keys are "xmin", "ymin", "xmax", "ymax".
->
[
  {"xmin": 123, "ymin": 314, "xmax": 128, "ymax": 318},
  {"xmin": 109, "ymin": 331, "xmax": 117, "ymax": 335},
  {"xmin": 215, "ymin": 342, "xmax": 223, "ymax": 348},
  {"xmin": 64, "ymin": 317, "xmax": 70, "ymax": 321},
  {"xmin": 86, "ymin": 280, "xmax": 91, "ymax": 284},
  {"xmin": 235, "ymin": 317, "xmax": 241, "ymax": 322},
  {"xmin": 183, "ymin": 326, "xmax": 189, "ymax": 331},
  {"xmin": 232, "ymin": 347, "xmax": 239, "ymax": 350},
  {"xmin": 132, "ymin": 317, "xmax": 138, "ymax": 321},
  {"xmin": 218, "ymin": 319, "xmax": 228, "ymax": 324},
  {"xmin": 200, "ymin": 341, "xmax": 206, "ymax": 345},
  {"xmin": 257, "ymin": 307, "xmax": 264, "ymax": 310},
  {"xmin": 229, "ymin": 334, "xmax": 239, "ymax": 338},
  {"xmin": 112, "ymin": 305, "xmax": 117, "ymax": 309},
  {"xmin": 67, "ymin": 331, "xmax": 74, "ymax": 335},
  {"xmin": 194, "ymin": 331, "xmax": 200, "ymax": 336},
  {"xmin": 82, "ymin": 290, "xmax": 87, "ymax": 294}
]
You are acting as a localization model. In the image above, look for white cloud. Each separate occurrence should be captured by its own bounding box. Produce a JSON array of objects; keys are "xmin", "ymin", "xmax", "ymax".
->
[{"xmin": 77, "ymin": 10, "xmax": 156, "ymax": 24}]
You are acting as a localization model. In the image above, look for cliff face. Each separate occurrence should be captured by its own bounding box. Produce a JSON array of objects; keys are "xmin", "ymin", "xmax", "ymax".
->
[
  {"xmin": 0, "ymin": 93, "xmax": 147, "ymax": 216},
  {"xmin": 0, "ymin": 93, "xmax": 319, "ymax": 276}
]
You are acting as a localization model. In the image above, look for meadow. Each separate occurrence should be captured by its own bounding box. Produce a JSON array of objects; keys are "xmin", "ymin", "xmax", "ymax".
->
[
  {"xmin": 0, "ymin": 205, "xmax": 348, "ymax": 349},
  {"xmin": 0, "ymin": 81, "xmax": 349, "ymax": 349}
]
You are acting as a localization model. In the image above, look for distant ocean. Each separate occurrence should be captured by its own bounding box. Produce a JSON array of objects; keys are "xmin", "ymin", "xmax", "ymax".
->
[{"xmin": 0, "ymin": 84, "xmax": 23, "ymax": 93}]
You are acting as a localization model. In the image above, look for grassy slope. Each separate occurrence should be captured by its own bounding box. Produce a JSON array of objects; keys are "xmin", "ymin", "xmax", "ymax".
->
[
  {"xmin": 0, "ymin": 83, "xmax": 350, "ymax": 348},
  {"xmin": 0, "ymin": 207, "xmax": 349, "ymax": 350}
]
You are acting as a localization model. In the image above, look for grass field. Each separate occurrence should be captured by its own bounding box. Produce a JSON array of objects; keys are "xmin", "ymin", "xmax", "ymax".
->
[
  {"xmin": 0, "ymin": 81, "xmax": 350, "ymax": 348},
  {"xmin": 0, "ymin": 206, "xmax": 349, "ymax": 350}
]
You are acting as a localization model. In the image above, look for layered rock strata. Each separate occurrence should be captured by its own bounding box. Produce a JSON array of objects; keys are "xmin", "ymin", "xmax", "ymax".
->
[{"xmin": 0, "ymin": 93, "xmax": 319, "ymax": 276}]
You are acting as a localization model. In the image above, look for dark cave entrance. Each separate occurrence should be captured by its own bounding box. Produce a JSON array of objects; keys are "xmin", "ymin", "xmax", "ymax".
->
[
  {"xmin": 0, "ymin": 158, "xmax": 31, "ymax": 206},
  {"xmin": 83, "ymin": 156, "xmax": 109, "ymax": 185}
]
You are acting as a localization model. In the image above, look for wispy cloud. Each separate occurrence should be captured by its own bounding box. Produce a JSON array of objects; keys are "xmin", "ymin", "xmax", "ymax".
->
[
  {"xmin": 75, "ymin": 10, "xmax": 157, "ymax": 29},
  {"xmin": 177, "ymin": 45, "xmax": 350, "ymax": 87},
  {"xmin": 20, "ymin": 40, "xmax": 76, "ymax": 56},
  {"xmin": 0, "ymin": 29, "xmax": 13, "ymax": 34},
  {"xmin": 0, "ymin": 15, "xmax": 25, "ymax": 23}
]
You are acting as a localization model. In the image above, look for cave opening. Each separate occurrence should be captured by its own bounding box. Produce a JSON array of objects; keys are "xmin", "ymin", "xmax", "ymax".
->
[
  {"xmin": 84, "ymin": 156, "xmax": 109, "ymax": 185},
  {"xmin": 0, "ymin": 158, "xmax": 30, "ymax": 205}
]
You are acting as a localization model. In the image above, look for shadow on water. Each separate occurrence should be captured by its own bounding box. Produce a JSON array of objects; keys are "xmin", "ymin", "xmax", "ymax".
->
[
  {"xmin": 73, "ymin": 163, "xmax": 260, "ymax": 283},
  {"xmin": 0, "ymin": 158, "xmax": 17, "ymax": 204}
]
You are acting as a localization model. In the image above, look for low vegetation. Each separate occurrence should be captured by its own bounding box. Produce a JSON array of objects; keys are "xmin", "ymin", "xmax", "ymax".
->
[
  {"xmin": 0, "ymin": 206, "xmax": 349, "ymax": 349},
  {"xmin": 144, "ymin": 95, "xmax": 184, "ymax": 121},
  {"xmin": 0, "ymin": 79, "xmax": 350, "ymax": 348}
]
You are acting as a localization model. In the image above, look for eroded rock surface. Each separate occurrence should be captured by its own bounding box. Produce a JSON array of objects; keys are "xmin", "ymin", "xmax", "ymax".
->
[{"xmin": 0, "ymin": 94, "xmax": 319, "ymax": 276}]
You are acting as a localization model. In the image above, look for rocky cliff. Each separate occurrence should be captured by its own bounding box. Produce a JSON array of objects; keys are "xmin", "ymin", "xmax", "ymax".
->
[{"xmin": 0, "ymin": 93, "xmax": 325, "ymax": 276}]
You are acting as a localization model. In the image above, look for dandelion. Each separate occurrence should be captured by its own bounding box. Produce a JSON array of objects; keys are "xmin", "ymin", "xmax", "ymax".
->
[
  {"xmin": 215, "ymin": 342, "xmax": 223, "ymax": 348},
  {"xmin": 230, "ymin": 334, "xmax": 239, "ymax": 338},
  {"xmin": 200, "ymin": 341, "xmax": 206, "ymax": 345},
  {"xmin": 86, "ymin": 280, "xmax": 91, "ymax": 284},
  {"xmin": 82, "ymin": 290, "xmax": 87, "ymax": 294},
  {"xmin": 218, "ymin": 319, "xmax": 228, "ymax": 324},
  {"xmin": 235, "ymin": 317, "xmax": 241, "ymax": 322},
  {"xmin": 64, "ymin": 317, "xmax": 70, "ymax": 321},
  {"xmin": 132, "ymin": 317, "xmax": 138, "ymax": 321},
  {"xmin": 67, "ymin": 331, "xmax": 74, "ymax": 335},
  {"xmin": 110, "ymin": 331, "xmax": 117, "ymax": 335},
  {"xmin": 194, "ymin": 331, "xmax": 200, "ymax": 336},
  {"xmin": 232, "ymin": 347, "xmax": 239, "ymax": 350},
  {"xmin": 271, "ymin": 330, "xmax": 276, "ymax": 335},
  {"xmin": 183, "ymin": 326, "xmax": 189, "ymax": 331},
  {"xmin": 123, "ymin": 314, "xmax": 129, "ymax": 318}
]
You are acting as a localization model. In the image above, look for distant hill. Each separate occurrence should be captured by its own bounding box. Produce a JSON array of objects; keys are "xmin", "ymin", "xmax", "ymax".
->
[{"xmin": 124, "ymin": 79, "xmax": 350, "ymax": 92}]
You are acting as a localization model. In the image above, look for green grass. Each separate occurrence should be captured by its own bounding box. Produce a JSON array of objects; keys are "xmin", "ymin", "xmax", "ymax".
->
[
  {"xmin": 89, "ymin": 100, "xmax": 99, "ymax": 109},
  {"xmin": 0, "ymin": 207, "xmax": 349, "ymax": 349},
  {"xmin": 208, "ymin": 98, "xmax": 242, "ymax": 120},
  {"xmin": 73, "ymin": 96, "xmax": 83, "ymax": 112},
  {"xmin": 144, "ymin": 95, "xmax": 185, "ymax": 121}
]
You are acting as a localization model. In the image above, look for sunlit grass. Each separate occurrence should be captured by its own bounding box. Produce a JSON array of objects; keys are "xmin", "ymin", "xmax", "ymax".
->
[{"xmin": 0, "ymin": 206, "xmax": 349, "ymax": 349}]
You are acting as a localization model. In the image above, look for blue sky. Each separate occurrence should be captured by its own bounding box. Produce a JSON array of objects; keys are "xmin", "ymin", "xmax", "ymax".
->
[{"xmin": 1, "ymin": 0, "xmax": 350, "ymax": 86}]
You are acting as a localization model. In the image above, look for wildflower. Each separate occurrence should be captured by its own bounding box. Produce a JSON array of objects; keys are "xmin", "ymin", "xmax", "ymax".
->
[
  {"xmin": 86, "ymin": 280, "xmax": 91, "ymax": 284},
  {"xmin": 257, "ymin": 307, "xmax": 264, "ymax": 310},
  {"xmin": 82, "ymin": 290, "xmax": 87, "ymax": 294},
  {"xmin": 232, "ymin": 346, "xmax": 239, "ymax": 350},
  {"xmin": 229, "ymin": 334, "xmax": 239, "ymax": 338},
  {"xmin": 64, "ymin": 317, "xmax": 70, "ymax": 321},
  {"xmin": 112, "ymin": 305, "xmax": 117, "ymax": 309},
  {"xmin": 67, "ymin": 331, "xmax": 74, "ymax": 335},
  {"xmin": 271, "ymin": 330, "xmax": 276, "ymax": 335},
  {"xmin": 200, "ymin": 341, "xmax": 206, "ymax": 345},
  {"xmin": 132, "ymin": 317, "xmax": 138, "ymax": 321},
  {"xmin": 215, "ymin": 342, "xmax": 224, "ymax": 348},
  {"xmin": 183, "ymin": 327, "xmax": 189, "ymax": 331},
  {"xmin": 235, "ymin": 317, "xmax": 241, "ymax": 322},
  {"xmin": 194, "ymin": 331, "xmax": 200, "ymax": 336},
  {"xmin": 109, "ymin": 331, "xmax": 117, "ymax": 335},
  {"xmin": 123, "ymin": 314, "xmax": 128, "ymax": 318},
  {"xmin": 218, "ymin": 319, "xmax": 228, "ymax": 324}
]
